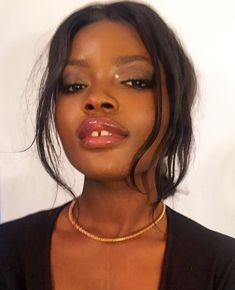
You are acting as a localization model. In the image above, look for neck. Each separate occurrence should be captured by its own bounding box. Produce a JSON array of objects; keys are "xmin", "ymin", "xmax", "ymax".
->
[{"xmin": 76, "ymin": 172, "xmax": 162, "ymax": 238}]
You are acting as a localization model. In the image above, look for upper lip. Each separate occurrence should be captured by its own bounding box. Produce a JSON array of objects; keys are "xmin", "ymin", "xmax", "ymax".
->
[{"xmin": 77, "ymin": 117, "xmax": 129, "ymax": 140}]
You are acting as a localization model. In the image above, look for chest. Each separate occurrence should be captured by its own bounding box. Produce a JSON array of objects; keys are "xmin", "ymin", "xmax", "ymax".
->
[{"xmin": 50, "ymin": 234, "xmax": 166, "ymax": 290}]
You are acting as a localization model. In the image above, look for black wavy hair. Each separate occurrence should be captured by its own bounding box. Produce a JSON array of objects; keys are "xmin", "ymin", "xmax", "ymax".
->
[{"xmin": 36, "ymin": 1, "xmax": 197, "ymax": 210}]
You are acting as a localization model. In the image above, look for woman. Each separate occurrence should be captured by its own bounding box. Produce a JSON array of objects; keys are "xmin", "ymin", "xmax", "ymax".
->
[{"xmin": 0, "ymin": 1, "xmax": 235, "ymax": 289}]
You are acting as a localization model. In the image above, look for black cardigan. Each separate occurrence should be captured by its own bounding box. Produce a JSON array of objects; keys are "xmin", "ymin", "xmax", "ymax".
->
[{"xmin": 0, "ymin": 203, "xmax": 235, "ymax": 290}]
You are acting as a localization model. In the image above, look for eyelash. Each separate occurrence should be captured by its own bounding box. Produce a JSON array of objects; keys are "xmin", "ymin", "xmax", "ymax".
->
[
  {"xmin": 60, "ymin": 83, "xmax": 87, "ymax": 94},
  {"xmin": 60, "ymin": 78, "xmax": 154, "ymax": 94},
  {"xmin": 120, "ymin": 79, "xmax": 155, "ymax": 90}
]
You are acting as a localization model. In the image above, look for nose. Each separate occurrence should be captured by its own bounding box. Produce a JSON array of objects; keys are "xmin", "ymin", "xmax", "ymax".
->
[{"xmin": 82, "ymin": 92, "xmax": 119, "ymax": 115}]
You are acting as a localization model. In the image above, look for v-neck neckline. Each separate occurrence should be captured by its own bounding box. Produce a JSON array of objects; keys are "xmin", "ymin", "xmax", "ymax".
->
[{"xmin": 44, "ymin": 202, "xmax": 173, "ymax": 290}]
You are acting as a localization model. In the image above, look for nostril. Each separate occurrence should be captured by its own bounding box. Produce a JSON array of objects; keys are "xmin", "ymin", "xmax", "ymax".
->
[
  {"xmin": 84, "ymin": 102, "xmax": 114, "ymax": 111},
  {"xmin": 102, "ymin": 103, "xmax": 113, "ymax": 109},
  {"xmin": 85, "ymin": 104, "xmax": 94, "ymax": 110}
]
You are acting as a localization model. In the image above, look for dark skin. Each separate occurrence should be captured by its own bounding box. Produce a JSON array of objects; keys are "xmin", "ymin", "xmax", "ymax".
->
[{"xmin": 51, "ymin": 20, "xmax": 170, "ymax": 290}]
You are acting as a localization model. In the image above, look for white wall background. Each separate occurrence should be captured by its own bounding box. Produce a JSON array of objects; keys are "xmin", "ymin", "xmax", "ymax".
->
[{"xmin": 0, "ymin": 0, "xmax": 234, "ymax": 237}]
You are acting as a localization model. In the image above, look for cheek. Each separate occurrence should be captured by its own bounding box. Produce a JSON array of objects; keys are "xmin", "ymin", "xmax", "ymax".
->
[
  {"xmin": 134, "ymin": 93, "xmax": 170, "ymax": 173},
  {"xmin": 54, "ymin": 98, "xmax": 81, "ymax": 153},
  {"xmin": 128, "ymin": 96, "xmax": 156, "ymax": 144}
]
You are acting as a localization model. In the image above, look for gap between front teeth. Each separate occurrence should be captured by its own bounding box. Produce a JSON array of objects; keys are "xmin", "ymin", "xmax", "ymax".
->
[{"xmin": 90, "ymin": 130, "xmax": 112, "ymax": 137}]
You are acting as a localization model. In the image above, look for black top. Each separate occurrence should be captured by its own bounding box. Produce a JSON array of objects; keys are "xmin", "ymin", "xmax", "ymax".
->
[{"xmin": 0, "ymin": 202, "xmax": 235, "ymax": 290}]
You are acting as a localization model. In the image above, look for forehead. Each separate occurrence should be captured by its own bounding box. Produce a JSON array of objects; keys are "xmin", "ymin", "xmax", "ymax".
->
[{"xmin": 68, "ymin": 20, "xmax": 152, "ymax": 61}]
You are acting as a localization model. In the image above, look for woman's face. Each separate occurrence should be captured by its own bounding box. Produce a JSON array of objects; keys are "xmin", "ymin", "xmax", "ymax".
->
[{"xmin": 55, "ymin": 20, "xmax": 169, "ymax": 181}]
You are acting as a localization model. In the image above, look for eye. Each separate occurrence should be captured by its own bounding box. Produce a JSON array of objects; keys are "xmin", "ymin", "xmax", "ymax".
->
[
  {"xmin": 120, "ymin": 78, "xmax": 155, "ymax": 90},
  {"xmin": 60, "ymin": 82, "xmax": 88, "ymax": 94}
]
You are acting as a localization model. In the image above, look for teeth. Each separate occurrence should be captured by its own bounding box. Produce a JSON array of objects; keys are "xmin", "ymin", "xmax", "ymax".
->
[
  {"xmin": 100, "ymin": 130, "xmax": 112, "ymax": 136},
  {"xmin": 91, "ymin": 131, "xmax": 99, "ymax": 137},
  {"xmin": 90, "ymin": 130, "xmax": 112, "ymax": 137}
]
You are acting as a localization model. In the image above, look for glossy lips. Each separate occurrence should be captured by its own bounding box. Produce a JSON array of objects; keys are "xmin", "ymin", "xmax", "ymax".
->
[{"xmin": 77, "ymin": 117, "xmax": 129, "ymax": 149}]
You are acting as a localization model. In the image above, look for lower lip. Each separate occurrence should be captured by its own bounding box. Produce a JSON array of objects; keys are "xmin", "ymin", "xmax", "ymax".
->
[{"xmin": 79, "ymin": 134, "xmax": 127, "ymax": 149}]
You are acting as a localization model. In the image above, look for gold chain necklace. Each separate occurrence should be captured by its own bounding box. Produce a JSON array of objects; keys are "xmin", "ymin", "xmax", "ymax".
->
[{"xmin": 68, "ymin": 199, "xmax": 166, "ymax": 243}]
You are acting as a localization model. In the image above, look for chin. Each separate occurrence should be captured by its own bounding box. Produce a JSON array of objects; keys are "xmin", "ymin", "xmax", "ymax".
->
[
  {"xmin": 85, "ymin": 172, "xmax": 129, "ymax": 182},
  {"xmin": 72, "ymin": 162, "xmax": 129, "ymax": 181}
]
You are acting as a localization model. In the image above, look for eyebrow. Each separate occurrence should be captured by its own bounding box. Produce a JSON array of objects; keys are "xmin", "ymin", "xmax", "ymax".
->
[
  {"xmin": 114, "ymin": 55, "xmax": 152, "ymax": 66},
  {"xmin": 67, "ymin": 59, "xmax": 89, "ymax": 67},
  {"xmin": 66, "ymin": 55, "xmax": 152, "ymax": 67}
]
